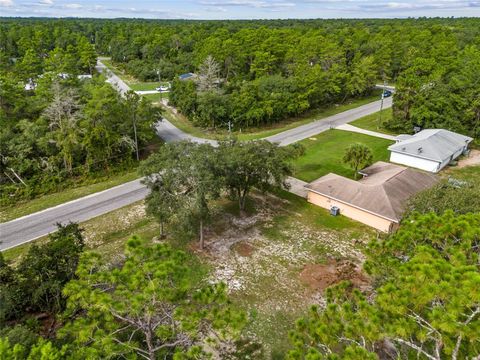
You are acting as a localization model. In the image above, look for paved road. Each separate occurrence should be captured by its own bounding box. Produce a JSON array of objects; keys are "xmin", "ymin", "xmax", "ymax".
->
[
  {"xmin": 265, "ymin": 97, "xmax": 392, "ymax": 145},
  {"xmin": 0, "ymin": 62, "xmax": 393, "ymax": 250},
  {"xmin": 154, "ymin": 120, "xmax": 218, "ymax": 145},
  {"xmin": 95, "ymin": 59, "xmax": 130, "ymax": 96},
  {"xmin": 0, "ymin": 180, "xmax": 148, "ymax": 251}
]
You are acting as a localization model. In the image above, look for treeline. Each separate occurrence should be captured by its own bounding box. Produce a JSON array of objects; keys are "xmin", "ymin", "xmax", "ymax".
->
[
  {"xmin": 0, "ymin": 76, "xmax": 159, "ymax": 204},
  {"xmin": 288, "ymin": 211, "xmax": 480, "ymax": 359},
  {"xmin": 0, "ymin": 26, "xmax": 161, "ymax": 204},
  {"xmin": 389, "ymin": 45, "xmax": 480, "ymax": 137},
  {"xmin": 2, "ymin": 18, "xmax": 480, "ymax": 132}
]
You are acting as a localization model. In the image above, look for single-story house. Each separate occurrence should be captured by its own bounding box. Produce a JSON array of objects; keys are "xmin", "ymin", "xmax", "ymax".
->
[
  {"xmin": 179, "ymin": 73, "xmax": 196, "ymax": 81},
  {"xmin": 388, "ymin": 129, "xmax": 473, "ymax": 173},
  {"xmin": 305, "ymin": 162, "xmax": 438, "ymax": 232}
]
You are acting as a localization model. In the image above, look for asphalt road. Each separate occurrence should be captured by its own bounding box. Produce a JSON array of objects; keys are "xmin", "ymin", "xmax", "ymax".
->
[
  {"xmin": 0, "ymin": 62, "xmax": 393, "ymax": 250},
  {"xmin": 95, "ymin": 59, "xmax": 130, "ymax": 95},
  {"xmin": 0, "ymin": 180, "xmax": 148, "ymax": 251}
]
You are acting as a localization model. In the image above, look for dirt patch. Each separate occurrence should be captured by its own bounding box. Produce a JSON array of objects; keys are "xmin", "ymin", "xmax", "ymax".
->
[
  {"xmin": 457, "ymin": 149, "xmax": 480, "ymax": 168},
  {"xmin": 234, "ymin": 242, "xmax": 255, "ymax": 257},
  {"xmin": 299, "ymin": 260, "xmax": 370, "ymax": 293}
]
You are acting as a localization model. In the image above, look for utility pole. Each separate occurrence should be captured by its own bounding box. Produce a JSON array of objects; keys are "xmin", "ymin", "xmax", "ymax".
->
[
  {"xmin": 126, "ymin": 91, "xmax": 140, "ymax": 161},
  {"xmin": 378, "ymin": 79, "xmax": 387, "ymax": 130},
  {"xmin": 228, "ymin": 120, "xmax": 232, "ymax": 138},
  {"xmin": 133, "ymin": 111, "xmax": 139, "ymax": 161}
]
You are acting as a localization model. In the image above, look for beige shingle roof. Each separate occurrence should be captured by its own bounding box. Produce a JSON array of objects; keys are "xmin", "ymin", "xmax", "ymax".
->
[{"xmin": 305, "ymin": 161, "xmax": 438, "ymax": 222}]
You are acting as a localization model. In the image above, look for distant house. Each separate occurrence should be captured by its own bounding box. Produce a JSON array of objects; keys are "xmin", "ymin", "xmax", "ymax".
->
[
  {"xmin": 388, "ymin": 129, "xmax": 473, "ymax": 173},
  {"xmin": 305, "ymin": 162, "xmax": 438, "ymax": 232},
  {"xmin": 178, "ymin": 73, "xmax": 196, "ymax": 81}
]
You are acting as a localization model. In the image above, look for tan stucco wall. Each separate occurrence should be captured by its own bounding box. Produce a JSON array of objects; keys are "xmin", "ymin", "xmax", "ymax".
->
[{"xmin": 307, "ymin": 192, "xmax": 395, "ymax": 232}]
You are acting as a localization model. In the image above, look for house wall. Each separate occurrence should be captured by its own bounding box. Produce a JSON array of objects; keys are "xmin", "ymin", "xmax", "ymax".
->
[
  {"xmin": 307, "ymin": 192, "xmax": 395, "ymax": 232},
  {"xmin": 390, "ymin": 152, "xmax": 440, "ymax": 172}
]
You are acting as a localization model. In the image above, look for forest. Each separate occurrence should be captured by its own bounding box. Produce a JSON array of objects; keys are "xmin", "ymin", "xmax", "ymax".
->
[
  {"xmin": 1, "ymin": 17, "xmax": 480, "ymax": 360},
  {"xmin": 2, "ymin": 17, "xmax": 480, "ymax": 204},
  {"xmin": 0, "ymin": 21, "xmax": 161, "ymax": 204}
]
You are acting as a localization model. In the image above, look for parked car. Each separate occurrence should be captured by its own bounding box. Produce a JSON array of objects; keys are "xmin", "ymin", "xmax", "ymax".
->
[
  {"xmin": 383, "ymin": 90, "xmax": 393, "ymax": 97},
  {"xmin": 155, "ymin": 85, "xmax": 170, "ymax": 92}
]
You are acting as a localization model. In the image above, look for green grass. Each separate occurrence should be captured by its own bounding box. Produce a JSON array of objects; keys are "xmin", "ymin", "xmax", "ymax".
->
[
  {"xmin": 161, "ymin": 106, "xmax": 222, "ymax": 139},
  {"xmin": 444, "ymin": 163, "xmax": 480, "ymax": 179},
  {"xmin": 350, "ymin": 108, "xmax": 398, "ymax": 135},
  {"xmin": 293, "ymin": 129, "xmax": 394, "ymax": 182},
  {"xmin": 143, "ymin": 92, "xmax": 168, "ymax": 103},
  {"xmin": 0, "ymin": 170, "xmax": 139, "ymax": 223},
  {"xmin": 273, "ymin": 189, "xmax": 365, "ymax": 230},
  {"xmin": 129, "ymin": 82, "xmax": 164, "ymax": 91}
]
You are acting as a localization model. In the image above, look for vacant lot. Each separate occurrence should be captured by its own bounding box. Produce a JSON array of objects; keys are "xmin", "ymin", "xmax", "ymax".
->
[
  {"xmin": 3, "ymin": 189, "xmax": 373, "ymax": 358},
  {"xmin": 293, "ymin": 129, "xmax": 394, "ymax": 182}
]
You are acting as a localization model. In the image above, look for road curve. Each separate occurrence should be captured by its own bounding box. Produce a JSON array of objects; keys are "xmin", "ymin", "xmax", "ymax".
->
[{"xmin": 0, "ymin": 61, "xmax": 393, "ymax": 250}]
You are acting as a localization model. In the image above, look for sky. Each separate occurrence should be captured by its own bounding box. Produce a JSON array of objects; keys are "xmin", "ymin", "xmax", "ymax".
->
[{"xmin": 0, "ymin": 0, "xmax": 479, "ymax": 19}]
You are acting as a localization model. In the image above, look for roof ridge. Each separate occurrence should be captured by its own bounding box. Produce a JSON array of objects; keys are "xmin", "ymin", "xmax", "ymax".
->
[{"xmin": 378, "ymin": 183, "xmax": 399, "ymax": 220}]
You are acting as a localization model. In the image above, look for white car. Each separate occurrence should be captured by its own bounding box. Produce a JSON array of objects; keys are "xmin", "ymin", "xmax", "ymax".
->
[{"xmin": 155, "ymin": 85, "xmax": 170, "ymax": 92}]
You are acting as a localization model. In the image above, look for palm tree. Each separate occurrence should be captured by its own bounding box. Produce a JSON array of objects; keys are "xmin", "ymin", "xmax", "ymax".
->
[{"xmin": 343, "ymin": 143, "xmax": 373, "ymax": 179}]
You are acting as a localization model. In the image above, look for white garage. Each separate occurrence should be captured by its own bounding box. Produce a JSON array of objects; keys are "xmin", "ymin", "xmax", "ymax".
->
[{"xmin": 388, "ymin": 129, "xmax": 473, "ymax": 173}]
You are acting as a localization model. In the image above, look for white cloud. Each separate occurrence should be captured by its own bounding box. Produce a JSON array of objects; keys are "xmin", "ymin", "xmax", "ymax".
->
[
  {"xmin": 0, "ymin": 0, "xmax": 14, "ymax": 7},
  {"xmin": 199, "ymin": 0, "xmax": 295, "ymax": 9},
  {"xmin": 63, "ymin": 3, "xmax": 82, "ymax": 9},
  {"xmin": 38, "ymin": 0, "xmax": 53, "ymax": 4}
]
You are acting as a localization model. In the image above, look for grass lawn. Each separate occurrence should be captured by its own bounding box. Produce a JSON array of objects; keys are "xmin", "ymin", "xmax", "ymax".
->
[
  {"xmin": 129, "ymin": 82, "xmax": 168, "ymax": 91},
  {"xmin": 293, "ymin": 129, "xmax": 394, "ymax": 182},
  {"xmin": 350, "ymin": 108, "xmax": 399, "ymax": 135},
  {"xmin": 0, "ymin": 170, "xmax": 140, "ymax": 223},
  {"xmin": 143, "ymin": 92, "xmax": 169, "ymax": 103},
  {"xmin": 161, "ymin": 91, "xmax": 384, "ymax": 142}
]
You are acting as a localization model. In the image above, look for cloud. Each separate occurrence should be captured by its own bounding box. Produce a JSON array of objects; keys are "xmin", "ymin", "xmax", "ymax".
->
[
  {"xmin": 63, "ymin": 3, "xmax": 82, "ymax": 9},
  {"xmin": 38, "ymin": 0, "xmax": 53, "ymax": 4},
  {"xmin": 303, "ymin": 0, "xmax": 479, "ymax": 12},
  {"xmin": 0, "ymin": 0, "xmax": 14, "ymax": 7},
  {"xmin": 199, "ymin": 0, "xmax": 296, "ymax": 9}
]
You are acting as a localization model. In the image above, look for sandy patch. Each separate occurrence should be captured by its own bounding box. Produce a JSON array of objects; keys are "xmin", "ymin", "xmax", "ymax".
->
[
  {"xmin": 299, "ymin": 260, "xmax": 370, "ymax": 293},
  {"xmin": 456, "ymin": 149, "xmax": 480, "ymax": 168}
]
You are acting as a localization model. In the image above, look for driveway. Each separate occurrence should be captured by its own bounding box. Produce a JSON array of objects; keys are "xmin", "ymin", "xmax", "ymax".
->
[{"xmin": 335, "ymin": 124, "xmax": 396, "ymax": 141}]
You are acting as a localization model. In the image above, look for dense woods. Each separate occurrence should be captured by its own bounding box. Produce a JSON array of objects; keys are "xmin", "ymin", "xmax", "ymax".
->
[
  {"xmin": 1, "ymin": 17, "xmax": 480, "ymax": 359},
  {"xmin": 2, "ymin": 17, "xmax": 480, "ymax": 203},
  {"xmin": 0, "ymin": 21, "xmax": 161, "ymax": 204}
]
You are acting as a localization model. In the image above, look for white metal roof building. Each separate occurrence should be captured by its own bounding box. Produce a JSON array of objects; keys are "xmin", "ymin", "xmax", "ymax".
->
[{"xmin": 388, "ymin": 129, "xmax": 473, "ymax": 173}]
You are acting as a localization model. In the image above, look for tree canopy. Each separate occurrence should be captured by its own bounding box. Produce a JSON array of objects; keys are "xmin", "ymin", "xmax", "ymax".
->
[{"xmin": 288, "ymin": 211, "xmax": 480, "ymax": 360}]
